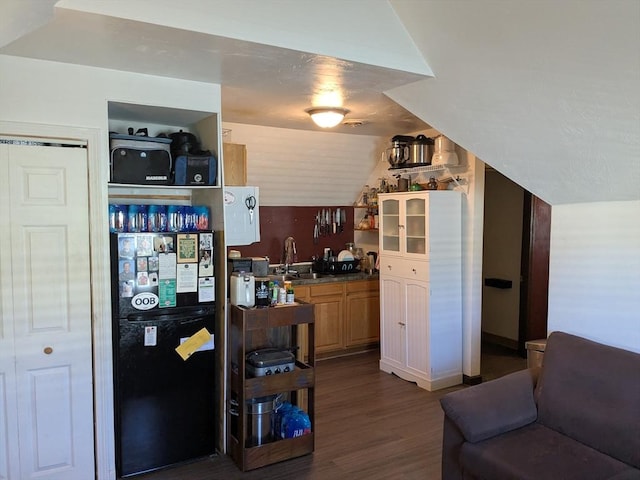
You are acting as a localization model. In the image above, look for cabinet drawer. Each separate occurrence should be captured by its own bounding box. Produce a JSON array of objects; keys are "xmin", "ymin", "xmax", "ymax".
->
[
  {"xmin": 346, "ymin": 279, "xmax": 379, "ymax": 294},
  {"xmin": 379, "ymin": 257, "xmax": 429, "ymax": 279},
  {"xmin": 309, "ymin": 282, "xmax": 345, "ymax": 297},
  {"xmin": 294, "ymin": 285, "xmax": 310, "ymax": 301}
]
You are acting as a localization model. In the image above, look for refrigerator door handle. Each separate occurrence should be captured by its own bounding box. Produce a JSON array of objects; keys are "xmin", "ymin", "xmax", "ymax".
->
[
  {"xmin": 126, "ymin": 311, "xmax": 211, "ymax": 323},
  {"xmin": 179, "ymin": 316, "xmax": 209, "ymax": 325}
]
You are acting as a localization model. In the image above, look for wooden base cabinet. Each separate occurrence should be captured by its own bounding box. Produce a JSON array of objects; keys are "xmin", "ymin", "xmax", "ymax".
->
[
  {"xmin": 345, "ymin": 279, "xmax": 380, "ymax": 347},
  {"xmin": 378, "ymin": 191, "xmax": 462, "ymax": 391},
  {"xmin": 307, "ymin": 283, "xmax": 344, "ymax": 355},
  {"xmin": 295, "ymin": 279, "xmax": 379, "ymax": 359},
  {"xmin": 227, "ymin": 303, "xmax": 315, "ymax": 471}
]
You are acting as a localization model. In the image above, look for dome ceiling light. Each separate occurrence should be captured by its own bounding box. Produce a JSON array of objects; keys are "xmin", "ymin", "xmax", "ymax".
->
[{"xmin": 306, "ymin": 107, "xmax": 350, "ymax": 128}]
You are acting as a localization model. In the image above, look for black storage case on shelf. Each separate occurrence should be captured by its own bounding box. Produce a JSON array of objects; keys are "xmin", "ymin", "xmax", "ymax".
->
[
  {"xmin": 109, "ymin": 133, "xmax": 173, "ymax": 185},
  {"xmin": 174, "ymin": 154, "xmax": 217, "ymax": 186}
]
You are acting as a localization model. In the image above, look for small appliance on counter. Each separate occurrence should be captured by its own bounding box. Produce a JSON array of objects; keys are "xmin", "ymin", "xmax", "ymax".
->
[
  {"xmin": 246, "ymin": 348, "xmax": 296, "ymax": 377},
  {"xmin": 230, "ymin": 272, "xmax": 255, "ymax": 307},
  {"xmin": 251, "ymin": 257, "xmax": 269, "ymax": 277}
]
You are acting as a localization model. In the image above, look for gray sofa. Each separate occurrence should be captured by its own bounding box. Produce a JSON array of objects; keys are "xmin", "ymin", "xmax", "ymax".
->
[{"xmin": 440, "ymin": 331, "xmax": 640, "ymax": 480}]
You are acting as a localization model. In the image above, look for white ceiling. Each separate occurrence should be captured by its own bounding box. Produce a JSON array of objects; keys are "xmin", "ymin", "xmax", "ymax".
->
[
  {"xmin": 1, "ymin": 0, "xmax": 638, "ymax": 204},
  {"xmin": 0, "ymin": 0, "xmax": 431, "ymax": 138}
]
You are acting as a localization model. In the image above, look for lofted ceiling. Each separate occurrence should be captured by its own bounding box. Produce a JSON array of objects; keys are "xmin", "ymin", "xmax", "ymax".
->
[
  {"xmin": 0, "ymin": 0, "xmax": 431, "ymax": 138},
  {"xmin": 1, "ymin": 0, "xmax": 638, "ymax": 205}
]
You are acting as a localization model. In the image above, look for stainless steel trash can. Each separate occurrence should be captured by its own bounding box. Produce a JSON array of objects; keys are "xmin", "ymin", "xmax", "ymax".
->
[{"xmin": 525, "ymin": 339, "xmax": 547, "ymax": 368}]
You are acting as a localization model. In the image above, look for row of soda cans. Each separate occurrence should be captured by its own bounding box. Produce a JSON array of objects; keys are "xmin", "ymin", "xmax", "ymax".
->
[{"xmin": 109, "ymin": 204, "xmax": 211, "ymax": 233}]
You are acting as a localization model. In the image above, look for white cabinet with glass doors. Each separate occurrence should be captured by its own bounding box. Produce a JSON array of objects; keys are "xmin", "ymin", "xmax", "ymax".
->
[
  {"xmin": 378, "ymin": 193, "xmax": 430, "ymax": 258},
  {"xmin": 378, "ymin": 191, "xmax": 463, "ymax": 391}
]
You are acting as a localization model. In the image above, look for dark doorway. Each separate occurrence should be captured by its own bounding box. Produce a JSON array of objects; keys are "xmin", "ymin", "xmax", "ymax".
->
[{"xmin": 481, "ymin": 168, "xmax": 550, "ymax": 379}]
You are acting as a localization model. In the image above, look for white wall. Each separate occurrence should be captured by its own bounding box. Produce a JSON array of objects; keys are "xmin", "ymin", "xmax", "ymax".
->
[
  {"xmin": 221, "ymin": 122, "xmax": 383, "ymax": 207},
  {"xmin": 0, "ymin": 54, "xmax": 222, "ymax": 480},
  {"xmin": 548, "ymin": 200, "xmax": 640, "ymax": 353}
]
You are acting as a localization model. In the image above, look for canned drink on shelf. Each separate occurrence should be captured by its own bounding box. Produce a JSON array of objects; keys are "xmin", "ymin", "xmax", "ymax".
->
[
  {"xmin": 167, "ymin": 205, "xmax": 183, "ymax": 232},
  {"xmin": 147, "ymin": 204, "xmax": 167, "ymax": 232},
  {"xmin": 194, "ymin": 205, "xmax": 210, "ymax": 231},
  {"xmin": 184, "ymin": 206, "xmax": 200, "ymax": 232},
  {"xmin": 127, "ymin": 204, "xmax": 148, "ymax": 233},
  {"xmin": 109, "ymin": 204, "xmax": 127, "ymax": 232}
]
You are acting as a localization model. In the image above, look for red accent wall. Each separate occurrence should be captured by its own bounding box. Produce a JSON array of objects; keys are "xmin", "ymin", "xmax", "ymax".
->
[{"xmin": 227, "ymin": 206, "xmax": 355, "ymax": 263}]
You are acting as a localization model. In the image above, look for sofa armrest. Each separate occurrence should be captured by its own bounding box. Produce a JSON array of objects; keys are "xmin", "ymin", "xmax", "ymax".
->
[{"xmin": 440, "ymin": 369, "xmax": 538, "ymax": 443}]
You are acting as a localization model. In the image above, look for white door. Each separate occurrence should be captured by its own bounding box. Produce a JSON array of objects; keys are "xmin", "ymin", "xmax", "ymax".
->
[
  {"xmin": 0, "ymin": 143, "xmax": 95, "ymax": 480},
  {"xmin": 404, "ymin": 278, "xmax": 430, "ymax": 378},
  {"xmin": 379, "ymin": 274, "xmax": 405, "ymax": 369}
]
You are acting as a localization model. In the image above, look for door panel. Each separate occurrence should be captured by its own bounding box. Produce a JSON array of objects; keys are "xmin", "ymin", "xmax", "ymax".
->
[
  {"xmin": 380, "ymin": 276, "xmax": 404, "ymax": 367},
  {"xmin": 0, "ymin": 144, "xmax": 94, "ymax": 480},
  {"xmin": 23, "ymin": 366, "xmax": 73, "ymax": 472},
  {"xmin": 0, "ymin": 371, "xmax": 20, "ymax": 479},
  {"xmin": 313, "ymin": 296, "xmax": 343, "ymax": 353},
  {"xmin": 405, "ymin": 280, "xmax": 429, "ymax": 377}
]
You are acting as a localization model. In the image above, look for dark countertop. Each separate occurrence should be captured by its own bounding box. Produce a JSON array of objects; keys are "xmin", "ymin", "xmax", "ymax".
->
[{"xmin": 289, "ymin": 272, "xmax": 379, "ymax": 286}]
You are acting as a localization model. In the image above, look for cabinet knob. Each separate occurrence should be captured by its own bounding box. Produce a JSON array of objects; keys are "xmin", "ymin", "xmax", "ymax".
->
[
  {"xmin": 387, "ymin": 264, "xmax": 392, "ymax": 270},
  {"xmin": 43, "ymin": 346, "xmax": 53, "ymax": 355},
  {"xmin": 412, "ymin": 268, "xmax": 417, "ymax": 274},
  {"xmin": 398, "ymin": 322, "xmax": 406, "ymax": 326}
]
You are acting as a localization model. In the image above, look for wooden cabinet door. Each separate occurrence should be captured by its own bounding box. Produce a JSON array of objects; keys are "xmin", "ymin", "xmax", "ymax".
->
[
  {"xmin": 222, "ymin": 143, "xmax": 247, "ymax": 186},
  {"xmin": 294, "ymin": 286, "xmax": 311, "ymax": 362},
  {"xmin": 309, "ymin": 284, "xmax": 344, "ymax": 355},
  {"xmin": 345, "ymin": 280, "xmax": 380, "ymax": 347}
]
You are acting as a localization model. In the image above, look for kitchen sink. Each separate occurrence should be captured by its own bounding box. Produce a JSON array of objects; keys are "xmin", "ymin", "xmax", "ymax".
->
[
  {"xmin": 266, "ymin": 272, "xmax": 329, "ymax": 282},
  {"xmin": 266, "ymin": 274, "xmax": 299, "ymax": 283},
  {"xmin": 298, "ymin": 272, "xmax": 326, "ymax": 280}
]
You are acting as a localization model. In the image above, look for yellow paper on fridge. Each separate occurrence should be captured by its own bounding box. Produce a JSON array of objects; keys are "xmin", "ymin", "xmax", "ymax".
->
[{"xmin": 175, "ymin": 327, "xmax": 211, "ymax": 361}]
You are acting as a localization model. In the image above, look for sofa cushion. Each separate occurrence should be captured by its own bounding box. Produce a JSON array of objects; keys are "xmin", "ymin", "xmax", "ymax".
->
[
  {"xmin": 460, "ymin": 422, "xmax": 640, "ymax": 480},
  {"xmin": 440, "ymin": 369, "xmax": 537, "ymax": 443},
  {"xmin": 536, "ymin": 332, "xmax": 640, "ymax": 468}
]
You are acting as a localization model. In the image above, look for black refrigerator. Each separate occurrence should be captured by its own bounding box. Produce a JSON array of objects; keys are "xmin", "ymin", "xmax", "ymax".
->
[{"xmin": 110, "ymin": 231, "xmax": 217, "ymax": 477}]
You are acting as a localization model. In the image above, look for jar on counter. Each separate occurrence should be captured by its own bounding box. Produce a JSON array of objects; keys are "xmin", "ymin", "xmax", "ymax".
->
[{"xmin": 286, "ymin": 285, "xmax": 294, "ymax": 304}]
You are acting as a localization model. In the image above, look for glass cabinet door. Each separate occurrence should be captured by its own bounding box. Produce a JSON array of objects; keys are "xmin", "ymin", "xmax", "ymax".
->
[
  {"xmin": 405, "ymin": 196, "xmax": 427, "ymax": 256},
  {"xmin": 380, "ymin": 198, "xmax": 400, "ymax": 253}
]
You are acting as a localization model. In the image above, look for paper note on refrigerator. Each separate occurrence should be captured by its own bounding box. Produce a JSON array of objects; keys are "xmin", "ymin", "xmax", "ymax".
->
[{"xmin": 175, "ymin": 327, "xmax": 212, "ymax": 361}]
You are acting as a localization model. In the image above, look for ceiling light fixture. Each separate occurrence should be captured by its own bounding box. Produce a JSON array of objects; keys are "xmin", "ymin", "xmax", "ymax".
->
[{"xmin": 306, "ymin": 107, "xmax": 350, "ymax": 128}]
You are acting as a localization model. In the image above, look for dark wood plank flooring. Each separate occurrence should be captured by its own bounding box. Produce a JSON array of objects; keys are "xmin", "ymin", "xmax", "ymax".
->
[{"xmin": 135, "ymin": 349, "xmax": 524, "ymax": 480}]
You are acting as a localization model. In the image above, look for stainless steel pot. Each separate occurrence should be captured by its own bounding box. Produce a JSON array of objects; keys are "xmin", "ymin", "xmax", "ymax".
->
[
  {"xmin": 408, "ymin": 134, "xmax": 434, "ymax": 165},
  {"xmin": 245, "ymin": 395, "xmax": 276, "ymax": 447}
]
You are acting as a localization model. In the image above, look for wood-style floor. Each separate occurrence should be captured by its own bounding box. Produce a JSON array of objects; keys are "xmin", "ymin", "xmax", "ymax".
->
[{"xmin": 135, "ymin": 348, "xmax": 525, "ymax": 480}]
